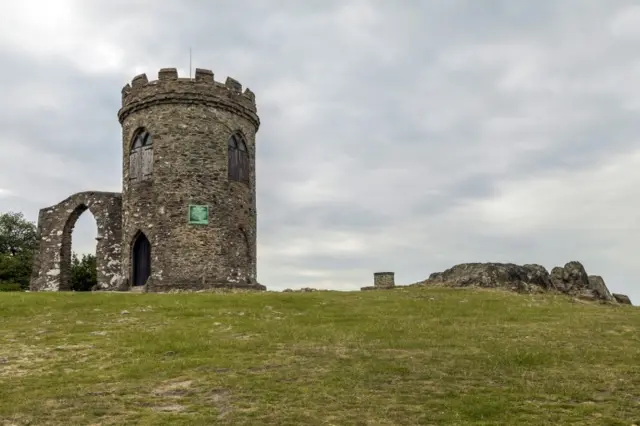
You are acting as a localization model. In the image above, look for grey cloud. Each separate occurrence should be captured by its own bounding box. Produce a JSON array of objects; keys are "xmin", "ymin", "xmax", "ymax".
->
[
  {"xmin": 0, "ymin": 51, "xmax": 122, "ymax": 203},
  {"xmin": 2, "ymin": 0, "xmax": 640, "ymax": 303}
]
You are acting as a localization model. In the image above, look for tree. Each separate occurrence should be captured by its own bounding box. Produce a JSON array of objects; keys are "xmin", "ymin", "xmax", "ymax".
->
[
  {"xmin": 0, "ymin": 212, "xmax": 37, "ymax": 256},
  {"xmin": 71, "ymin": 252, "xmax": 97, "ymax": 291},
  {"xmin": 0, "ymin": 212, "xmax": 37, "ymax": 290},
  {"xmin": 0, "ymin": 253, "xmax": 32, "ymax": 289}
]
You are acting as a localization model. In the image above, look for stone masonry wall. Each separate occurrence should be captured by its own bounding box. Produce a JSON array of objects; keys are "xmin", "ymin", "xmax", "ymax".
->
[
  {"xmin": 374, "ymin": 272, "xmax": 395, "ymax": 288},
  {"xmin": 30, "ymin": 191, "xmax": 122, "ymax": 291},
  {"xmin": 360, "ymin": 272, "xmax": 396, "ymax": 291},
  {"xmin": 118, "ymin": 68, "xmax": 264, "ymax": 292}
]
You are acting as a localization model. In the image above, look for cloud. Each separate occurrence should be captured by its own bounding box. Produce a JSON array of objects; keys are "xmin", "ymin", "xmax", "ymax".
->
[
  {"xmin": 610, "ymin": 4, "xmax": 640, "ymax": 39},
  {"xmin": 2, "ymin": 0, "xmax": 640, "ymax": 303}
]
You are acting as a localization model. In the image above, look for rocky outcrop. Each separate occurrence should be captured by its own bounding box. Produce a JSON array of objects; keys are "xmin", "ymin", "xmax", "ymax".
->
[
  {"xmin": 282, "ymin": 287, "xmax": 319, "ymax": 293},
  {"xmin": 426, "ymin": 263, "xmax": 555, "ymax": 293},
  {"xmin": 613, "ymin": 293, "xmax": 632, "ymax": 305},
  {"xmin": 417, "ymin": 261, "xmax": 631, "ymax": 305},
  {"xmin": 587, "ymin": 275, "xmax": 614, "ymax": 301}
]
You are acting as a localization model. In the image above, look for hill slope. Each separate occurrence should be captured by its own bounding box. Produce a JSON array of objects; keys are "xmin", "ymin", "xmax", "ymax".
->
[{"xmin": 1, "ymin": 287, "xmax": 639, "ymax": 425}]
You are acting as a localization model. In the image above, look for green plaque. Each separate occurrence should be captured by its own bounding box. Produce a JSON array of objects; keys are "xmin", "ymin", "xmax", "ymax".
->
[{"xmin": 188, "ymin": 205, "xmax": 209, "ymax": 225}]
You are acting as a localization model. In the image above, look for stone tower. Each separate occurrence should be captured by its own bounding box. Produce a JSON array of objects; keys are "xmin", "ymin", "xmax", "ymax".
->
[{"xmin": 117, "ymin": 67, "xmax": 264, "ymax": 291}]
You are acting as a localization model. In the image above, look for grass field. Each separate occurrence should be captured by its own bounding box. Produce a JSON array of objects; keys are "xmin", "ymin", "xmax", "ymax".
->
[{"xmin": 1, "ymin": 286, "xmax": 639, "ymax": 425}]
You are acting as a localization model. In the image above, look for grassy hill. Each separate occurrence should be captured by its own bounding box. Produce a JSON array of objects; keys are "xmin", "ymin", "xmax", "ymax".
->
[{"xmin": 1, "ymin": 287, "xmax": 639, "ymax": 425}]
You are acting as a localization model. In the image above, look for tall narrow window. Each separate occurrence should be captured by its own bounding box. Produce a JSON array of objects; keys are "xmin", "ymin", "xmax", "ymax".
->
[
  {"xmin": 130, "ymin": 128, "xmax": 153, "ymax": 182},
  {"xmin": 228, "ymin": 132, "xmax": 250, "ymax": 184}
]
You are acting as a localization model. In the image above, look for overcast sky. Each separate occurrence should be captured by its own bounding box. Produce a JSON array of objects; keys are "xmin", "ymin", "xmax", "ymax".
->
[{"xmin": 1, "ymin": 1, "xmax": 640, "ymax": 300}]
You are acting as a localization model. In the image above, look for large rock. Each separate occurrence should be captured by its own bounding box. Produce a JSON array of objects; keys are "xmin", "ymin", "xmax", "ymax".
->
[
  {"xmin": 613, "ymin": 293, "xmax": 632, "ymax": 305},
  {"xmin": 282, "ymin": 287, "xmax": 319, "ymax": 293},
  {"xmin": 550, "ymin": 261, "xmax": 590, "ymax": 292},
  {"xmin": 546, "ymin": 261, "xmax": 610, "ymax": 301},
  {"xmin": 428, "ymin": 263, "xmax": 554, "ymax": 293},
  {"xmin": 420, "ymin": 261, "xmax": 630, "ymax": 305},
  {"xmin": 587, "ymin": 275, "xmax": 615, "ymax": 302},
  {"xmin": 550, "ymin": 267, "xmax": 566, "ymax": 291}
]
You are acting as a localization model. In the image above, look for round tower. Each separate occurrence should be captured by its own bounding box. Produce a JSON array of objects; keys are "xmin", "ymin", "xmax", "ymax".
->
[{"xmin": 117, "ymin": 67, "xmax": 264, "ymax": 292}]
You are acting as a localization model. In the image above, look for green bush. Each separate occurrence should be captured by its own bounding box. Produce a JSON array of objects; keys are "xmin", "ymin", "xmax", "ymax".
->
[
  {"xmin": 71, "ymin": 253, "xmax": 97, "ymax": 291},
  {"xmin": 0, "ymin": 211, "xmax": 37, "ymax": 290},
  {"xmin": 0, "ymin": 282, "xmax": 23, "ymax": 292}
]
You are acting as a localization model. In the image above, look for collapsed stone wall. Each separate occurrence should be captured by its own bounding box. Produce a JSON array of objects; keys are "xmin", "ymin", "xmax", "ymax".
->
[{"xmin": 30, "ymin": 191, "xmax": 122, "ymax": 291}]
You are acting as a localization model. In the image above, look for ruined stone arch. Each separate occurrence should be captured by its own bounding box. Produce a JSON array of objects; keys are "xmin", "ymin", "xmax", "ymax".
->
[{"xmin": 30, "ymin": 191, "xmax": 122, "ymax": 291}]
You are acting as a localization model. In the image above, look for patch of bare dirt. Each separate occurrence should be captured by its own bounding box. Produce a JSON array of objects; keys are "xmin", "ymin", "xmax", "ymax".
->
[
  {"xmin": 152, "ymin": 380, "xmax": 193, "ymax": 397},
  {"xmin": 150, "ymin": 379, "xmax": 232, "ymax": 419}
]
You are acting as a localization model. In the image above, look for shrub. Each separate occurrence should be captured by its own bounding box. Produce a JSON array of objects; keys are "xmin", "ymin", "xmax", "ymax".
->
[{"xmin": 0, "ymin": 282, "xmax": 23, "ymax": 292}]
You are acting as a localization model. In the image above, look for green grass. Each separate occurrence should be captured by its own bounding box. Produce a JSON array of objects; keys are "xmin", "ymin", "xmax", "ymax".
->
[{"xmin": 1, "ymin": 287, "xmax": 639, "ymax": 425}]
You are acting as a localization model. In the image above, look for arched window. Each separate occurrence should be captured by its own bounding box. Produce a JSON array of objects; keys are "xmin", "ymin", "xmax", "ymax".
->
[
  {"xmin": 228, "ymin": 132, "xmax": 250, "ymax": 184},
  {"xmin": 129, "ymin": 128, "xmax": 153, "ymax": 182}
]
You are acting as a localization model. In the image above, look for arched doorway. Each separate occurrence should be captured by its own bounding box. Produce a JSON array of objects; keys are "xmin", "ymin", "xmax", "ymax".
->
[
  {"xmin": 60, "ymin": 204, "xmax": 98, "ymax": 291},
  {"xmin": 131, "ymin": 232, "xmax": 151, "ymax": 287}
]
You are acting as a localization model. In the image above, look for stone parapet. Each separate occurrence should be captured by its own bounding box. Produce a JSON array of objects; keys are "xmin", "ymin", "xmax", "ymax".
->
[{"xmin": 118, "ymin": 68, "xmax": 259, "ymax": 129}]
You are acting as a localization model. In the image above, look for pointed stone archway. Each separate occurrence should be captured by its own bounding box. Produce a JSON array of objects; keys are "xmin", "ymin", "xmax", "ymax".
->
[{"xmin": 30, "ymin": 191, "xmax": 122, "ymax": 291}]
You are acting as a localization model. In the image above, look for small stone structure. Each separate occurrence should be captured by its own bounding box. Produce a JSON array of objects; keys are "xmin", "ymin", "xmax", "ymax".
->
[
  {"xmin": 30, "ymin": 67, "xmax": 265, "ymax": 292},
  {"xmin": 374, "ymin": 272, "xmax": 395, "ymax": 288},
  {"xmin": 361, "ymin": 272, "xmax": 396, "ymax": 291}
]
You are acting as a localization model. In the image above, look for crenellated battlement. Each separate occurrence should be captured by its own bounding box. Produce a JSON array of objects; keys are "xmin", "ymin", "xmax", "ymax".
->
[{"xmin": 118, "ymin": 67, "xmax": 259, "ymax": 128}]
